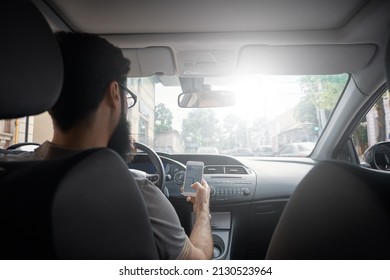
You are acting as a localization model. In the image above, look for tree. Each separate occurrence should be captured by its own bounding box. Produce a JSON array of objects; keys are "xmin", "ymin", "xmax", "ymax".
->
[
  {"xmin": 181, "ymin": 109, "xmax": 220, "ymax": 151},
  {"xmin": 296, "ymin": 74, "xmax": 349, "ymax": 130},
  {"xmin": 155, "ymin": 103, "xmax": 173, "ymax": 134},
  {"xmin": 353, "ymin": 118, "xmax": 368, "ymax": 156},
  {"xmin": 300, "ymin": 74, "xmax": 348, "ymax": 112},
  {"xmin": 219, "ymin": 114, "xmax": 253, "ymax": 149},
  {"xmin": 222, "ymin": 114, "xmax": 240, "ymax": 148},
  {"xmin": 375, "ymin": 95, "xmax": 386, "ymax": 142},
  {"xmin": 294, "ymin": 94, "xmax": 318, "ymax": 125}
]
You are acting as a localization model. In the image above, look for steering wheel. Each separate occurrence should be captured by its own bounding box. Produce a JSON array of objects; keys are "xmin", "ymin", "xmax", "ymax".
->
[
  {"xmin": 6, "ymin": 142, "xmax": 40, "ymax": 151},
  {"xmin": 133, "ymin": 141, "xmax": 166, "ymax": 192}
]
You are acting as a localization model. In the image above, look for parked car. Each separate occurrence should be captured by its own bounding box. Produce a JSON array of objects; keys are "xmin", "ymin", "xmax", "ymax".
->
[
  {"xmin": 278, "ymin": 142, "xmax": 316, "ymax": 157},
  {"xmin": 197, "ymin": 146, "xmax": 219, "ymax": 154},
  {"xmin": 1, "ymin": 0, "xmax": 390, "ymax": 261},
  {"xmin": 229, "ymin": 147, "xmax": 254, "ymax": 157},
  {"xmin": 254, "ymin": 146, "xmax": 274, "ymax": 157}
]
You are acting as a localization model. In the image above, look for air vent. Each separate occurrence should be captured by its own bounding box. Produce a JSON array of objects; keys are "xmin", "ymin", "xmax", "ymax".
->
[
  {"xmin": 204, "ymin": 166, "xmax": 224, "ymax": 174},
  {"xmin": 204, "ymin": 165, "xmax": 249, "ymax": 174},
  {"xmin": 225, "ymin": 166, "xmax": 248, "ymax": 174}
]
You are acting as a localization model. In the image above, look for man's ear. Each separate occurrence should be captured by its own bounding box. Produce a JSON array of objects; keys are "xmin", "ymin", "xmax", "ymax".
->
[{"xmin": 105, "ymin": 81, "xmax": 121, "ymax": 109}]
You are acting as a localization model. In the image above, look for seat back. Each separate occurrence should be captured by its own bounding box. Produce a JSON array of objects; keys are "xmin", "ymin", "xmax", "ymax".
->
[
  {"xmin": 0, "ymin": 149, "xmax": 158, "ymax": 259},
  {"xmin": 266, "ymin": 161, "xmax": 390, "ymax": 259},
  {"xmin": 0, "ymin": 0, "xmax": 158, "ymax": 259}
]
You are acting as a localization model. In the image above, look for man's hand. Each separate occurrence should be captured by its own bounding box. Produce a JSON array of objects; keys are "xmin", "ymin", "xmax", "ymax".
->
[{"xmin": 185, "ymin": 179, "xmax": 210, "ymax": 216}]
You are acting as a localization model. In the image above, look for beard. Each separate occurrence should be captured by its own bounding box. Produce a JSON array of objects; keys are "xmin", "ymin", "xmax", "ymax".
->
[{"xmin": 107, "ymin": 113, "xmax": 131, "ymax": 162}]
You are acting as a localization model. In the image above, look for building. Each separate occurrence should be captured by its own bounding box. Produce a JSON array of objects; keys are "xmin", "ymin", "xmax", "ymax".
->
[
  {"xmin": 0, "ymin": 117, "xmax": 37, "ymax": 149},
  {"xmin": 127, "ymin": 77, "xmax": 156, "ymax": 146},
  {"xmin": 154, "ymin": 130, "xmax": 184, "ymax": 154},
  {"xmin": 1, "ymin": 77, "xmax": 157, "ymax": 149}
]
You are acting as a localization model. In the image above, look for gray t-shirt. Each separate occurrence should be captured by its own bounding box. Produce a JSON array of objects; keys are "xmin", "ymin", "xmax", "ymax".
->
[
  {"xmin": 2, "ymin": 141, "xmax": 190, "ymax": 259},
  {"xmin": 130, "ymin": 170, "xmax": 190, "ymax": 259}
]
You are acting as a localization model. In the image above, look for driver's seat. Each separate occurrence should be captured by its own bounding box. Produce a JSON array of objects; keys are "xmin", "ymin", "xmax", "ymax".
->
[{"xmin": 0, "ymin": 1, "xmax": 158, "ymax": 259}]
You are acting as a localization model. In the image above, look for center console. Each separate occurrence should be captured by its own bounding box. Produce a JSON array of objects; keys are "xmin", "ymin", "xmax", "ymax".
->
[
  {"xmin": 192, "ymin": 211, "xmax": 231, "ymax": 259},
  {"xmin": 187, "ymin": 165, "xmax": 256, "ymax": 259},
  {"xmin": 204, "ymin": 165, "xmax": 256, "ymax": 203}
]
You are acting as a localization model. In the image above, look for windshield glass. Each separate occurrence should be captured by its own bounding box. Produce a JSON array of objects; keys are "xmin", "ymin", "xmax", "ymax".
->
[{"xmin": 127, "ymin": 74, "xmax": 348, "ymax": 156}]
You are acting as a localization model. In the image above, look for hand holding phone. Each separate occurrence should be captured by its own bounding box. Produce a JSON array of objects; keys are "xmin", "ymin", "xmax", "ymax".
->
[{"xmin": 181, "ymin": 161, "xmax": 204, "ymax": 197}]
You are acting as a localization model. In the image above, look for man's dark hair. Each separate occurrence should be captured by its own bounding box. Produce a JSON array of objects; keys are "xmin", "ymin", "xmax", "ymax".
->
[{"xmin": 50, "ymin": 31, "xmax": 130, "ymax": 131}]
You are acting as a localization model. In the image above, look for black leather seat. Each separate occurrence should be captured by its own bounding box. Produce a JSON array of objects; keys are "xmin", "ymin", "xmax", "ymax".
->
[
  {"xmin": 0, "ymin": 1, "xmax": 158, "ymax": 259},
  {"xmin": 266, "ymin": 37, "xmax": 390, "ymax": 260},
  {"xmin": 266, "ymin": 161, "xmax": 390, "ymax": 259}
]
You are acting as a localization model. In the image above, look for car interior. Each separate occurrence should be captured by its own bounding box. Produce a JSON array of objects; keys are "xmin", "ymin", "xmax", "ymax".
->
[{"xmin": 1, "ymin": 0, "xmax": 390, "ymax": 260}]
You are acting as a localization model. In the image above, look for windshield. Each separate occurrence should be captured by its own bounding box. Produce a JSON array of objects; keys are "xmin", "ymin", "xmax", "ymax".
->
[{"xmin": 127, "ymin": 74, "xmax": 348, "ymax": 156}]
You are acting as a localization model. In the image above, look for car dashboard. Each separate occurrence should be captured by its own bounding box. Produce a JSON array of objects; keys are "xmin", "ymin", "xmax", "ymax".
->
[{"xmin": 129, "ymin": 153, "xmax": 315, "ymax": 259}]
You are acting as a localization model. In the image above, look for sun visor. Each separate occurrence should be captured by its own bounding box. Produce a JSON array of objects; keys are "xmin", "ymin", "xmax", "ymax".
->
[
  {"xmin": 238, "ymin": 44, "xmax": 377, "ymax": 75},
  {"xmin": 123, "ymin": 47, "xmax": 175, "ymax": 77}
]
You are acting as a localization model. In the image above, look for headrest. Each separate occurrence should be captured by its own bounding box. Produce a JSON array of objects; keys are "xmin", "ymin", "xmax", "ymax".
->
[{"xmin": 0, "ymin": 1, "xmax": 63, "ymax": 119}]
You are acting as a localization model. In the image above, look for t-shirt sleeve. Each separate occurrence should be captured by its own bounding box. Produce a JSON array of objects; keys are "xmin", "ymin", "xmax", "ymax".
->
[{"xmin": 132, "ymin": 173, "xmax": 189, "ymax": 260}]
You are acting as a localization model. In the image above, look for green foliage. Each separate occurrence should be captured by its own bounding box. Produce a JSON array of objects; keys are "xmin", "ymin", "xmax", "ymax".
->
[
  {"xmin": 300, "ymin": 74, "xmax": 348, "ymax": 110},
  {"xmin": 295, "ymin": 74, "xmax": 348, "ymax": 124},
  {"xmin": 155, "ymin": 103, "xmax": 173, "ymax": 134},
  {"xmin": 181, "ymin": 109, "xmax": 220, "ymax": 147},
  {"xmin": 294, "ymin": 94, "xmax": 318, "ymax": 125}
]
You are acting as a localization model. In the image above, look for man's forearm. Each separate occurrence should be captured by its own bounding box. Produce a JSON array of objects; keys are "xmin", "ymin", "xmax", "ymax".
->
[{"xmin": 189, "ymin": 208, "xmax": 213, "ymax": 259}]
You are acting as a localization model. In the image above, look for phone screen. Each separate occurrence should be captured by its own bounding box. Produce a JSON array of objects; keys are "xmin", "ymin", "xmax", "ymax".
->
[{"xmin": 182, "ymin": 161, "xmax": 204, "ymax": 197}]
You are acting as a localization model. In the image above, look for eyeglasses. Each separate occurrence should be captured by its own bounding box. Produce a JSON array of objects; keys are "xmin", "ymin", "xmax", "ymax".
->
[{"xmin": 118, "ymin": 83, "xmax": 138, "ymax": 109}]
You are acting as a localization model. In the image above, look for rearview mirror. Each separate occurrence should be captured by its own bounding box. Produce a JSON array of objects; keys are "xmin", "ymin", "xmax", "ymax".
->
[{"xmin": 178, "ymin": 90, "xmax": 235, "ymax": 108}]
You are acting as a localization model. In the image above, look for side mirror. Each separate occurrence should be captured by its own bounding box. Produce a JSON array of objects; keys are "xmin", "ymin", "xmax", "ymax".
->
[
  {"xmin": 178, "ymin": 90, "xmax": 235, "ymax": 108},
  {"xmin": 362, "ymin": 141, "xmax": 390, "ymax": 171}
]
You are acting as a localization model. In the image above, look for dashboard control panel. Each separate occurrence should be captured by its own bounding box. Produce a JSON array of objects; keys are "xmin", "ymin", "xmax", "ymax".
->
[{"xmin": 204, "ymin": 165, "xmax": 256, "ymax": 203}]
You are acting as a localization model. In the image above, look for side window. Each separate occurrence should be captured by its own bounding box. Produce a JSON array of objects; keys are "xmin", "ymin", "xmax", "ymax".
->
[{"xmin": 352, "ymin": 89, "xmax": 390, "ymax": 162}]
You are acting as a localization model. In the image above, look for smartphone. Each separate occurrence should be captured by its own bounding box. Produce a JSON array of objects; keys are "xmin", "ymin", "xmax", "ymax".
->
[{"xmin": 182, "ymin": 161, "xmax": 204, "ymax": 197}]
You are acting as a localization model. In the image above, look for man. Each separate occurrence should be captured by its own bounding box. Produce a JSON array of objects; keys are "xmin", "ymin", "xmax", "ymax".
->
[{"xmin": 25, "ymin": 32, "xmax": 213, "ymax": 260}]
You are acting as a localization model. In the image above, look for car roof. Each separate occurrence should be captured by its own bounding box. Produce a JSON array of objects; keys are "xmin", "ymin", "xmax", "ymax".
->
[
  {"xmin": 42, "ymin": 0, "xmax": 370, "ymax": 33},
  {"xmin": 34, "ymin": 0, "xmax": 390, "ymax": 95}
]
